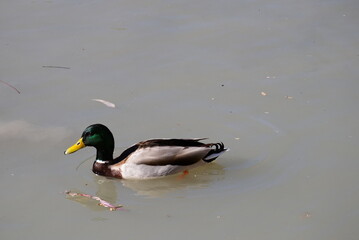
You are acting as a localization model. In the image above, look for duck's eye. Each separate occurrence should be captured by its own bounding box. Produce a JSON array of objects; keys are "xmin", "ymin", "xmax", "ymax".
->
[{"xmin": 85, "ymin": 132, "xmax": 92, "ymax": 137}]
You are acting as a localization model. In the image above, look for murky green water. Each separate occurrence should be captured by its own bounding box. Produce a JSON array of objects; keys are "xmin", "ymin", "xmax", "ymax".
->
[{"xmin": 1, "ymin": 0, "xmax": 359, "ymax": 239}]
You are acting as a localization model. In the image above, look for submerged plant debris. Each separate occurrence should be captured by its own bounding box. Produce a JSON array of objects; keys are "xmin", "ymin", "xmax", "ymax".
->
[
  {"xmin": 0, "ymin": 79, "xmax": 20, "ymax": 94},
  {"xmin": 92, "ymin": 99, "xmax": 116, "ymax": 108},
  {"xmin": 65, "ymin": 191, "xmax": 123, "ymax": 211}
]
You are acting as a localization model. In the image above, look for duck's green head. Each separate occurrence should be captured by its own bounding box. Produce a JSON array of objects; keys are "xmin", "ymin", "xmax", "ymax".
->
[{"xmin": 64, "ymin": 124, "xmax": 115, "ymax": 160}]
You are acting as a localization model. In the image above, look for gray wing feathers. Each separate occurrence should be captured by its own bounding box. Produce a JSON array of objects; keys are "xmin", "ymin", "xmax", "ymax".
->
[{"xmin": 126, "ymin": 146, "xmax": 211, "ymax": 166}]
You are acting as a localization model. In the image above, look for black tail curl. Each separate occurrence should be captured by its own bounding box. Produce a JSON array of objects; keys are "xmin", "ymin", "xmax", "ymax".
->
[
  {"xmin": 203, "ymin": 142, "xmax": 227, "ymax": 162},
  {"xmin": 211, "ymin": 142, "xmax": 225, "ymax": 151}
]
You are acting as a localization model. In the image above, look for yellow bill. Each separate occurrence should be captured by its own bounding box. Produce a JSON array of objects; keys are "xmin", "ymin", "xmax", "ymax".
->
[{"xmin": 64, "ymin": 137, "xmax": 85, "ymax": 155}]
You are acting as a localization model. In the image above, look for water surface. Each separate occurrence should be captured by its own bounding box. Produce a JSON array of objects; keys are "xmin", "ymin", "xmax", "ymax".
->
[{"xmin": 1, "ymin": 0, "xmax": 359, "ymax": 239}]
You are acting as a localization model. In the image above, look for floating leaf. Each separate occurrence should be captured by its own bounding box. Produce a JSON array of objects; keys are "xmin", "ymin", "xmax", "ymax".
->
[{"xmin": 92, "ymin": 99, "xmax": 116, "ymax": 108}]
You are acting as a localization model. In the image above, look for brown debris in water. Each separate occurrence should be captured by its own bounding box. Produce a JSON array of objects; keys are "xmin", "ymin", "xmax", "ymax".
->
[{"xmin": 65, "ymin": 191, "xmax": 123, "ymax": 211}]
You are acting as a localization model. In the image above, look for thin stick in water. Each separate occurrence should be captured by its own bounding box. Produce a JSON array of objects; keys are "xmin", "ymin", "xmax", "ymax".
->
[
  {"xmin": 42, "ymin": 65, "xmax": 70, "ymax": 69},
  {"xmin": 0, "ymin": 79, "xmax": 20, "ymax": 94}
]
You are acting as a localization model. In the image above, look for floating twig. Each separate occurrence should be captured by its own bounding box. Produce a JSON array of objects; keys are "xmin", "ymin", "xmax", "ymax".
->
[
  {"xmin": 0, "ymin": 79, "xmax": 20, "ymax": 94},
  {"xmin": 65, "ymin": 191, "xmax": 123, "ymax": 211},
  {"xmin": 92, "ymin": 99, "xmax": 116, "ymax": 108},
  {"xmin": 42, "ymin": 65, "xmax": 70, "ymax": 69}
]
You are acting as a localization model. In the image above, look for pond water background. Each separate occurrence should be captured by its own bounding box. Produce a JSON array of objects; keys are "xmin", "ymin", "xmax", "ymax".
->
[{"xmin": 1, "ymin": 1, "xmax": 359, "ymax": 239}]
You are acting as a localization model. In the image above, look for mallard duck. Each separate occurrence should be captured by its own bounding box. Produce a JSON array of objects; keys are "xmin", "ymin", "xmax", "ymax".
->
[{"xmin": 64, "ymin": 124, "xmax": 227, "ymax": 179}]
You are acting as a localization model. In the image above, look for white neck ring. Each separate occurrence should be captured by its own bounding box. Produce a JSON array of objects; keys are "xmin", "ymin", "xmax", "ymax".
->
[{"xmin": 95, "ymin": 159, "xmax": 109, "ymax": 164}]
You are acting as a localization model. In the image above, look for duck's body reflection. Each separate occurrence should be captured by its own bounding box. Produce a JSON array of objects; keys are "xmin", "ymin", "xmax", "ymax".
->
[
  {"xmin": 121, "ymin": 163, "xmax": 225, "ymax": 197},
  {"xmin": 68, "ymin": 161, "xmax": 225, "ymax": 210}
]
